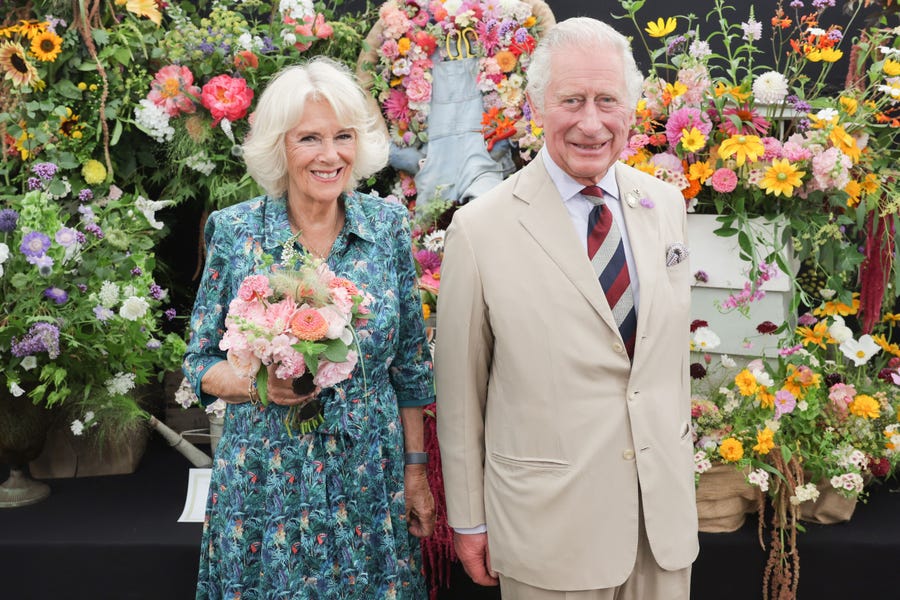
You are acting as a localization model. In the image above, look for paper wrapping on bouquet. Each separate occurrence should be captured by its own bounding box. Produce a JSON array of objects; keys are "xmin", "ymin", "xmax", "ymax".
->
[
  {"xmin": 29, "ymin": 424, "xmax": 149, "ymax": 479},
  {"xmin": 696, "ymin": 464, "xmax": 764, "ymax": 533},
  {"xmin": 799, "ymin": 479, "xmax": 858, "ymax": 524}
]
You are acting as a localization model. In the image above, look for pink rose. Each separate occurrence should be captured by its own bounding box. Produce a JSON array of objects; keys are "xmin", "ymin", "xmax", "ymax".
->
[
  {"xmin": 314, "ymin": 351, "xmax": 358, "ymax": 388},
  {"xmin": 404, "ymin": 77, "xmax": 432, "ymax": 105}
]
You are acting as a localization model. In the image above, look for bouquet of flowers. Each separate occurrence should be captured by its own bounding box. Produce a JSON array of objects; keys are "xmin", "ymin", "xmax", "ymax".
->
[{"xmin": 220, "ymin": 243, "xmax": 372, "ymax": 433}]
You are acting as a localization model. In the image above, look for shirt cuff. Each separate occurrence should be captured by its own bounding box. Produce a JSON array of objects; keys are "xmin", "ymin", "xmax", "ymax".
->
[{"xmin": 454, "ymin": 524, "xmax": 487, "ymax": 534}]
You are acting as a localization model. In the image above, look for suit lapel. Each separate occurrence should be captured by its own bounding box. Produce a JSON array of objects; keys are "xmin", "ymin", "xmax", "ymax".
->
[
  {"xmin": 615, "ymin": 164, "xmax": 662, "ymax": 355},
  {"xmin": 514, "ymin": 159, "xmax": 620, "ymax": 334}
]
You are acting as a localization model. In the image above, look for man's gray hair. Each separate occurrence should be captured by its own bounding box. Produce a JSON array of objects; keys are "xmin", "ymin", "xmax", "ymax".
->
[
  {"xmin": 525, "ymin": 17, "xmax": 644, "ymax": 112},
  {"xmin": 242, "ymin": 57, "xmax": 388, "ymax": 199}
]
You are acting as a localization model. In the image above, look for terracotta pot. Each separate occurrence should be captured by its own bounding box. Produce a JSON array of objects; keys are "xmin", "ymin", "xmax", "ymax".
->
[{"xmin": 696, "ymin": 464, "xmax": 763, "ymax": 533}]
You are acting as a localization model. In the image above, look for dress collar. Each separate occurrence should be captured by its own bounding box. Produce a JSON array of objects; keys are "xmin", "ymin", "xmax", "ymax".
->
[{"xmin": 261, "ymin": 191, "xmax": 376, "ymax": 255}]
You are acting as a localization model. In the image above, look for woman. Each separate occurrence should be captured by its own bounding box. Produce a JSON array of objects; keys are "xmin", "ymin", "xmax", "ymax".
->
[{"xmin": 183, "ymin": 57, "xmax": 435, "ymax": 599}]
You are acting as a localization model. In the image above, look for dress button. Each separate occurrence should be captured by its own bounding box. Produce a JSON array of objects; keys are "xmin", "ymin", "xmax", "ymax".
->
[
  {"xmin": 613, "ymin": 343, "xmax": 624, "ymax": 354},
  {"xmin": 623, "ymin": 449, "xmax": 635, "ymax": 461}
]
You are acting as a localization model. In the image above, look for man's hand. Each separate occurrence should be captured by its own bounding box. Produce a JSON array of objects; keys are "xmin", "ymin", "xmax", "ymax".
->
[
  {"xmin": 454, "ymin": 531, "xmax": 499, "ymax": 586},
  {"xmin": 404, "ymin": 465, "xmax": 435, "ymax": 538}
]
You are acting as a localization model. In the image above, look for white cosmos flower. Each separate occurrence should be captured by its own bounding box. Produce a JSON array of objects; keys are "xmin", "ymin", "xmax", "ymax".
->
[
  {"xmin": 828, "ymin": 315, "xmax": 854, "ymax": 344},
  {"xmin": 839, "ymin": 334, "xmax": 881, "ymax": 366}
]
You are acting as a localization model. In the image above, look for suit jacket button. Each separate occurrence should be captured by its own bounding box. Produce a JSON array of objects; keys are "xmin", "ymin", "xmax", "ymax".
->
[
  {"xmin": 622, "ymin": 449, "xmax": 635, "ymax": 460},
  {"xmin": 613, "ymin": 342, "xmax": 624, "ymax": 354}
]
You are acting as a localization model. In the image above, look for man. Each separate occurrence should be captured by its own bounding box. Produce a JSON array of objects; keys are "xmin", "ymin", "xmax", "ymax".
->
[{"xmin": 435, "ymin": 17, "xmax": 699, "ymax": 600}]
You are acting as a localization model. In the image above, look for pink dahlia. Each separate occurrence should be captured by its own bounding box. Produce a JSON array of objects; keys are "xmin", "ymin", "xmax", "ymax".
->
[
  {"xmin": 201, "ymin": 74, "xmax": 254, "ymax": 126},
  {"xmin": 148, "ymin": 65, "xmax": 201, "ymax": 117}
]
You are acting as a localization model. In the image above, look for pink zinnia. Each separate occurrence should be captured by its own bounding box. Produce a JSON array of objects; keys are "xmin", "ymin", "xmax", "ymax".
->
[
  {"xmin": 719, "ymin": 105, "xmax": 770, "ymax": 136},
  {"xmin": 380, "ymin": 39, "xmax": 400, "ymax": 60},
  {"xmin": 710, "ymin": 167, "xmax": 738, "ymax": 193},
  {"xmin": 828, "ymin": 382, "xmax": 856, "ymax": 416},
  {"xmin": 201, "ymin": 74, "xmax": 254, "ymax": 126},
  {"xmin": 148, "ymin": 65, "xmax": 200, "ymax": 117},
  {"xmin": 760, "ymin": 136, "xmax": 783, "ymax": 161}
]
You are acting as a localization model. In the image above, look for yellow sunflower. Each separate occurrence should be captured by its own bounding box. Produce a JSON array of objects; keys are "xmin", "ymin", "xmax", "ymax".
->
[
  {"xmin": 58, "ymin": 108, "xmax": 83, "ymax": 139},
  {"xmin": 30, "ymin": 30, "xmax": 63, "ymax": 62},
  {"xmin": 0, "ymin": 41, "xmax": 41, "ymax": 88},
  {"xmin": 16, "ymin": 20, "xmax": 48, "ymax": 40}
]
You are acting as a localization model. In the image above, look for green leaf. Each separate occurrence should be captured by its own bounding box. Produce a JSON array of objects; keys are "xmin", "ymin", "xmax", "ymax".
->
[
  {"xmin": 256, "ymin": 365, "xmax": 269, "ymax": 405},
  {"xmin": 322, "ymin": 339, "xmax": 349, "ymax": 363}
]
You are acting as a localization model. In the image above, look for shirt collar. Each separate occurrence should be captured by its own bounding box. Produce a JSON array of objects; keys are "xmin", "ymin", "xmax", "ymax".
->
[
  {"xmin": 261, "ymin": 191, "xmax": 376, "ymax": 254},
  {"xmin": 541, "ymin": 147, "xmax": 621, "ymax": 202}
]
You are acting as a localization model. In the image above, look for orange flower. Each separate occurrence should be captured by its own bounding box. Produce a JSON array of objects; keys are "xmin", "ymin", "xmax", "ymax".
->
[
  {"xmin": 290, "ymin": 308, "xmax": 329, "ymax": 341},
  {"xmin": 494, "ymin": 50, "xmax": 517, "ymax": 73},
  {"xmin": 682, "ymin": 176, "xmax": 701, "ymax": 200}
]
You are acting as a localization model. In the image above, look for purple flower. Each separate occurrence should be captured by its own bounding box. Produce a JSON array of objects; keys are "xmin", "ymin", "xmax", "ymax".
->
[
  {"xmin": 812, "ymin": 0, "xmax": 835, "ymax": 8},
  {"xmin": 55, "ymin": 227, "xmax": 78, "ymax": 247},
  {"xmin": 31, "ymin": 162, "xmax": 58, "ymax": 180},
  {"xmin": 146, "ymin": 339, "xmax": 162, "ymax": 350},
  {"xmin": 84, "ymin": 223, "xmax": 104, "ymax": 239},
  {"xmin": 11, "ymin": 322, "xmax": 61, "ymax": 359},
  {"xmin": 93, "ymin": 306, "xmax": 114, "ymax": 322},
  {"xmin": 76, "ymin": 283, "xmax": 88, "ymax": 293},
  {"xmin": 28, "ymin": 254, "xmax": 54, "ymax": 276},
  {"xmin": 78, "ymin": 188, "xmax": 94, "ymax": 202},
  {"xmin": 640, "ymin": 198, "xmax": 654, "ymax": 209},
  {"xmin": 27, "ymin": 177, "xmax": 42, "ymax": 190},
  {"xmin": 790, "ymin": 0, "xmax": 804, "ymax": 6},
  {"xmin": 20, "ymin": 231, "xmax": 51, "ymax": 257},
  {"xmin": 149, "ymin": 283, "xmax": 164, "ymax": 300},
  {"xmin": 44, "ymin": 287, "xmax": 68, "ymax": 304},
  {"xmin": 0, "ymin": 209, "xmax": 18, "ymax": 232},
  {"xmin": 797, "ymin": 312, "xmax": 817, "ymax": 326},
  {"xmin": 131, "ymin": 267, "xmax": 143, "ymax": 276},
  {"xmin": 694, "ymin": 270, "xmax": 709, "ymax": 283},
  {"xmin": 165, "ymin": 308, "xmax": 177, "ymax": 320}
]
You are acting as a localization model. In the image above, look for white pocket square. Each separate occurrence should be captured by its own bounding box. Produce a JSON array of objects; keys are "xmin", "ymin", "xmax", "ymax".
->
[{"xmin": 666, "ymin": 243, "xmax": 689, "ymax": 267}]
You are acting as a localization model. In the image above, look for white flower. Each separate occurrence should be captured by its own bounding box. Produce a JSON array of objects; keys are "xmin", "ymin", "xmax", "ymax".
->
[
  {"xmin": 84, "ymin": 411, "xmax": 95, "ymax": 423},
  {"xmin": 797, "ymin": 400, "xmax": 808, "ymax": 411},
  {"xmin": 98, "ymin": 281, "xmax": 120, "ymax": 307},
  {"xmin": 747, "ymin": 468, "xmax": 770, "ymax": 493},
  {"xmin": 105, "ymin": 372, "xmax": 136, "ymax": 396},
  {"xmin": 9, "ymin": 382, "xmax": 25, "ymax": 397},
  {"xmin": 879, "ymin": 45, "xmax": 900, "ymax": 57},
  {"xmin": 752, "ymin": 71, "xmax": 789, "ymax": 104},
  {"xmin": 134, "ymin": 99, "xmax": 174, "ymax": 143},
  {"xmin": 174, "ymin": 377, "xmax": 200, "ymax": 409},
  {"xmin": 135, "ymin": 196, "xmax": 172, "ymax": 230},
  {"xmin": 720, "ymin": 354, "xmax": 737, "ymax": 368},
  {"xmin": 21, "ymin": 356, "xmax": 37, "ymax": 371},
  {"xmin": 839, "ymin": 334, "xmax": 881, "ymax": 366},
  {"xmin": 689, "ymin": 40, "xmax": 711, "ymax": 59},
  {"xmin": 120, "ymin": 296, "xmax": 150, "ymax": 321},
  {"xmin": 814, "ymin": 108, "xmax": 839, "ymax": 122},
  {"xmin": 694, "ymin": 451, "xmax": 712, "ymax": 474},
  {"xmin": 443, "ymin": 0, "xmax": 463, "ymax": 14},
  {"xmin": 828, "ymin": 315, "xmax": 854, "ymax": 344},
  {"xmin": 742, "ymin": 18, "xmax": 762, "ymax": 42},
  {"xmin": 0, "ymin": 242, "xmax": 8, "ymax": 264},
  {"xmin": 185, "ymin": 152, "xmax": 216, "ymax": 176},
  {"xmin": 789, "ymin": 482, "xmax": 821, "ymax": 505},
  {"xmin": 751, "ymin": 368, "xmax": 774, "ymax": 388},
  {"xmin": 279, "ymin": 0, "xmax": 314, "ymax": 20},
  {"xmin": 691, "ymin": 326, "xmax": 721, "ymax": 351},
  {"xmin": 281, "ymin": 31, "xmax": 297, "ymax": 46},
  {"xmin": 423, "ymin": 230, "xmax": 445, "ymax": 253},
  {"xmin": 206, "ymin": 399, "xmax": 227, "ymax": 419},
  {"xmin": 70, "ymin": 420, "xmax": 85, "ymax": 436}
]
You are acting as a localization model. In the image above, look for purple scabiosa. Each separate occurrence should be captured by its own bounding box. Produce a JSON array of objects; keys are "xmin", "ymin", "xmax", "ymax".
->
[
  {"xmin": 165, "ymin": 308, "xmax": 177, "ymax": 320},
  {"xmin": 756, "ymin": 321, "xmax": 778, "ymax": 334},
  {"xmin": 55, "ymin": 227, "xmax": 79, "ymax": 247},
  {"xmin": 131, "ymin": 267, "xmax": 143, "ymax": 276},
  {"xmin": 93, "ymin": 306, "xmax": 114, "ymax": 322},
  {"xmin": 690, "ymin": 362, "xmax": 708, "ymax": 379},
  {"xmin": 27, "ymin": 177, "xmax": 42, "ymax": 190},
  {"xmin": 78, "ymin": 188, "xmax": 94, "ymax": 202},
  {"xmin": 148, "ymin": 283, "xmax": 164, "ymax": 300},
  {"xmin": 0, "ymin": 209, "xmax": 18, "ymax": 232},
  {"xmin": 20, "ymin": 231, "xmax": 51, "ymax": 257},
  {"xmin": 44, "ymin": 287, "xmax": 68, "ymax": 304}
]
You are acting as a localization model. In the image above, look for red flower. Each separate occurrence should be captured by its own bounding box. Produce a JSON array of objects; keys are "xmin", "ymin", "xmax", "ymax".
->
[
  {"xmin": 233, "ymin": 50, "xmax": 258, "ymax": 71},
  {"xmin": 413, "ymin": 30, "xmax": 437, "ymax": 56},
  {"xmin": 200, "ymin": 75, "xmax": 254, "ymax": 126},
  {"xmin": 869, "ymin": 456, "xmax": 891, "ymax": 478},
  {"xmin": 757, "ymin": 321, "xmax": 778, "ymax": 334},
  {"xmin": 509, "ymin": 34, "xmax": 535, "ymax": 57},
  {"xmin": 690, "ymin": 319, "xmax": 709, "ymax": 332}
]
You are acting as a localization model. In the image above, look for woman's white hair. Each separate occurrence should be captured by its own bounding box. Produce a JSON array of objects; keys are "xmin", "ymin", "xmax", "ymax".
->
[
  {"xmin": 242, "ymin": 57, "xmax": 388, "ymax": 198},
  {"xmin": 525, "ymin": 17, "xmax": 644, "ymax": 113}
]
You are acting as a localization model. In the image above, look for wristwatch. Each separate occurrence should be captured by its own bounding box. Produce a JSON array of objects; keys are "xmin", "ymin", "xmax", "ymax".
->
[{"xmin": 404, "ymin": 451, "xmax": 428, "ymax": 465}]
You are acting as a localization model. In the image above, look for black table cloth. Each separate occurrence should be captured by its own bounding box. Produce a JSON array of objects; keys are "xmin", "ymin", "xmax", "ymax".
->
[{"xmin": 2, "ymin": 436, "xmax": 898, "ymax": 599}]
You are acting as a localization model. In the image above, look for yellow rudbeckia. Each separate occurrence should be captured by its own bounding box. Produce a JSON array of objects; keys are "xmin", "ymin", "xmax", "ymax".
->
[
  {"xmin": 884, "ymin": 59, "xmax": 900, "ymax": 77},
  {"xmin": 718, "ymin": 134, "xmax": 765, "ymax": 167},
  {"xmin": 679, "ymin": 127, "xmax": 706, "ymax": 153},
  {"xmin": 645, "ymin": 17, "xmax": 677, "ymax": 38},
  {"xmin": 759, "ymin": 158, "xmax": 805, "ymax": 197}
]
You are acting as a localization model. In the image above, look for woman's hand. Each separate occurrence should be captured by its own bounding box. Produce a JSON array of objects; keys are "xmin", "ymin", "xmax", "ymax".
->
[
  {"xmin": 404, "ymin": 464, "xmax": 435, "ymax": 538},
  {"xmin": 264, "ymin": 365, "xmax": 320, "ymax": 406}
]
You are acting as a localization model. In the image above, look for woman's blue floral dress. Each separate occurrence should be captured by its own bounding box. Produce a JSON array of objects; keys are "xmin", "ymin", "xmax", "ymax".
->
[{"xmin": 183, "ymin": 192, "xmax": 435, "ymax": 600}]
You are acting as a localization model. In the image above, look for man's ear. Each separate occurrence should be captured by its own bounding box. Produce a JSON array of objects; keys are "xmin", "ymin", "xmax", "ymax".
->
[{"xmin": 526, "ymin": 93, "xmax": 543, "ymax": 127}]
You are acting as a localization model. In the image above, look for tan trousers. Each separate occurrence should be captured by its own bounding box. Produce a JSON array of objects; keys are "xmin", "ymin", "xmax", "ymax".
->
[{"xmin": 498, "ymin": 509, "xmax": 691, "ymax": 600}]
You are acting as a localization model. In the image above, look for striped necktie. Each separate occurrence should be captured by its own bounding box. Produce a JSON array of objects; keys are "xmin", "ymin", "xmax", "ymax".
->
[{"xmin": 583, "ymin": 186, "xmax": 636, "ymax": 359}]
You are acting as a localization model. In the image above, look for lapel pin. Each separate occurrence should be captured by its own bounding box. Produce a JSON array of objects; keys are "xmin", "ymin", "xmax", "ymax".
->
[{"xmin": 624, "ymin": 189, "xmax": 640, "ymax": 208}]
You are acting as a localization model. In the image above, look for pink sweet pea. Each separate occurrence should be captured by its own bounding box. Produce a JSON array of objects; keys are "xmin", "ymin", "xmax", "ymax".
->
[{"xmin": 201, "ymin": 75, "xmax": 254, "ymax": 126}]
